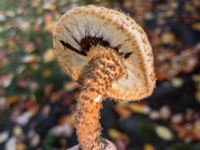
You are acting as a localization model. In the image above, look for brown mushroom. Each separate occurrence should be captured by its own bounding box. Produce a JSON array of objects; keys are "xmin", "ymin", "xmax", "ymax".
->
[{"xmin": 53, "ymin": 5, "xmax": 156, "ymax": 150}]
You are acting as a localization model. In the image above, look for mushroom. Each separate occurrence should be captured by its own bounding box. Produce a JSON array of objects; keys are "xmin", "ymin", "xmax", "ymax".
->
[{"xmin": 53, "ymin": 5, "xmax": 156, "ymax": 150}]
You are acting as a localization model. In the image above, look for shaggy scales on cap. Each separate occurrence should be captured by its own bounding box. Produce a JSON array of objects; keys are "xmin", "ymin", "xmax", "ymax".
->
[
  {"xmin": 53, "ymin": 5, "xmax": 155, "ymax": 101},
  {"xmin": 53, "ymin": 5, "xmax": 156, "ymax": 150}
]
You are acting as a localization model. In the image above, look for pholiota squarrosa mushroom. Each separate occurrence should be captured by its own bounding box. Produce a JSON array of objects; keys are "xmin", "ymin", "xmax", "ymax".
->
[{"xmin": 53, "ymin": 5, "xmax": 156, "ymax": 150}]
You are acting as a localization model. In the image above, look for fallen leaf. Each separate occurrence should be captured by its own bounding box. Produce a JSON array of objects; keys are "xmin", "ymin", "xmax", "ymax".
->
[
  {"xmin": 5, "ymin": 95, "xmax": 19, "ymax": 107},
  {"xmin": 161, "ymin": 31, "xmax": 176, "ymax": 44},
  {"xmin": 42, "ymin": 69, "xmax": 52, "ymax": 78},
  {"xmin": 0, "ymin": 74, "xmax": 14, "ymax": 88},
  {"xmin": 128, "ymin": 103, "xmax": 151, "ymax": 114},
  {"xmin": 171, "ymin": 77, "xmax": 183, "ymax": 88},
  {"xmin": 16, "ymin": 143, "xmax": 26, "ymax": 150},
  {"xmin": 171, "ymin": 114, "xmax": 183, "ymax": 124},
  {"xmin": 43, "ymin": 48, "xmax": 56, "ymax": 63},
  {"xmin": 63, "ymin": 81, "xmax": 79, "ymax": 91},
  {"xmin": 149, "ymin": 110, "xmax": 160, "ymax": 120},
  {"xmin": 21, "ymin": 55, "xmax": 39, "ymax": 64},
  {"xmin": 0, "ymin": 131, "xmax": 9, "ymax": 144},
  {"xmin": 13, "ymin": 126, "xmax": 23, "ymax": 136},
  {"xmin": 195, "ymin": 90, "xmax": 200, "ymax": 103},
  {"xmin": 159, "ymin": 105, "xmax": 171, "ymax": 120},
  {"xmin": 192, "ymin": 23, "xmax": 200, "ymax": 31},
  {"xmin": 108, "ymin": 129, "xmax": 129, "ymax": 142},
  {"xmin": 5, "ymin": 137, "xmax": 16, "ymax": 150},
  {"xmin": 23, "ymin": 42, "xmax": 35, "ymax": 53},
  {"xmin": 144, "ymin": 143, "xmax": 156, "ymax": 150},
  {"xmin": 193, "ymin": 121, "xmax": 200, "ymax": 135},
  {"xmin": 114, "ymin": 105, "xmax": 132, "ymax": 119},
  {"xmin": 155, "ymin": 125, "xmax": 173, "ymax": 141}
]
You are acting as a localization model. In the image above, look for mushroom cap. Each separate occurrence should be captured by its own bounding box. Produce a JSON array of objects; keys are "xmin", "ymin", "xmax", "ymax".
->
[{"xmin": 53, "ymin": 5, "xmax": 156, "ymax": 101}]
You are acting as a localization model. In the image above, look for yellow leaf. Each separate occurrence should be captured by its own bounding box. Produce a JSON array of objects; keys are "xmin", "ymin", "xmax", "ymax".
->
[
  {"xmin": 108, "ymin": 129, "xmax": 129, "ymax": 142},
  {"xmin": 192, "ymin": 23, "xmax": 200, "ymax": 31},
  {"xmin": 194, "ymin": 121, "xmax": 200, "ymax": 134},
  {"xmin": 63, "ymin": 81, "xmax": 79, "ymax": 91},
  {"xmin": 114, "ymin": 105, "xmax": 132, "ymax": 118},
  {"xmin": 144, "ymin": 144, "xmax": 156, "ymax": 150},
  {"xmin": 43, "ymin": 2, "xmax": 56, "ymax": 10},
  {"xmin": 195, "ymin": 90, "xmax": 200, "ymax": 103},
  {"xmin": 16, "ymin": 143, "xmax": 26, "ymax": 150},
  {"xmin": 5, "ymin": 95, "xmax": 18, "ymax": 107},
  {"xmin": 149, "ymin": 110, "xmax": 160, "ymax": 120},
  {"xmin": 128, "ymin": 103, "xmax": 150, "ymax": 114},
  {"xmin": 161, "ymin": 32, "xmax": 176, "ymax": 44},
  {"xmin": 69, "ymin": 113, "xmax": 76, "ymax": 126},
  {"xmin": 155, "ymin": 125, "xmax": 173, "ymax": 141},
  {"xmin": 23, "ymin": 42, "xmax": 35, "ymax": 53},
  {"xmin": 7, "ymin": 39, "xmax": 16, "ymax": 48},
  {"xmin": 13, "ymin": 126, "xmax": 22, "ymax": 136},
  {"xmin": 43, "ymin": 48, "xmax": 55, "ymax": 63},
  {"xmin": 171, "ymin": 77, "xmax": 183, "ymax": 88},
  {"xmin": 193, "ymin": 75, "xmax": 200, "ymax": 83},
  {"xmin": 44, "ymin": 14, "xmax": 55, "ymax": 32},
  {"xmin": 42, "ymin": 69, "xmax": 52, "ymax": 78}
]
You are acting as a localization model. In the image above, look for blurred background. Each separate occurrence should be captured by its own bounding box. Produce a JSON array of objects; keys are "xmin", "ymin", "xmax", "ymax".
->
[{"xmin": 0, "ymin": 0, "xmax": 200, "ymax": 150}]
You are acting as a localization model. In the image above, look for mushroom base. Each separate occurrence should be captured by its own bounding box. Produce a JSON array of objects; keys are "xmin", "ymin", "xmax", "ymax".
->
[{"xmin": 75, "ymin": 46, "xmax": 126, "ymax": 150}]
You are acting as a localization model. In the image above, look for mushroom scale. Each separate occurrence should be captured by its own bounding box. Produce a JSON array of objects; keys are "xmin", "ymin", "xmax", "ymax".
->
[
  {"xmin": 53, "ymin": 5, "xmax": 156, "ymax": 150},
  {"xmin": 54, "ymin": 5, "xmax": 156, "ymax": 101}
]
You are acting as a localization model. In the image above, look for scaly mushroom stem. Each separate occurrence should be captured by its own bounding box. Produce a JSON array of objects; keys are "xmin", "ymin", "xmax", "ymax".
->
[{"xmin": 75, "ymin": 46, "xmax": 126, "ymax": 150}]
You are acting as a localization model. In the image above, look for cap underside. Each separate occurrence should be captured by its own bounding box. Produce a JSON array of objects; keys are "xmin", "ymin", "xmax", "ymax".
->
[{"xmin": 53, "ymin": 5, "xmax": 155, "ymax": 101}]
